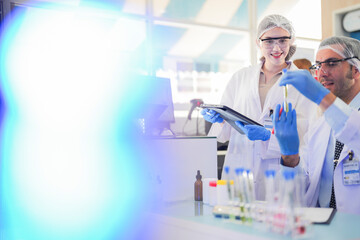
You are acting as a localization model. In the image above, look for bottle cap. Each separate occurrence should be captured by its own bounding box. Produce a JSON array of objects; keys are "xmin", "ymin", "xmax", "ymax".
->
[
  {"xmin": 196, "ymin": 170, "xmax": 202, "ymax": 180},
  {"xmin": 217, "ymin": 180, "xmax": 227, "ymax": 185},
  {"xmin": 209, "ymin": 181, "xmax": 217, "ymax": 187},
  {"xmin": 235, "ymin": 168, "xmax": 244, "ymax": 175},
  {"xmin": 265, "ymin": 169, "xmax": 276, "ymax": 178},
  {"xmin": 282, "ymin": 169, "xmax": 295, "ymax": 180}
]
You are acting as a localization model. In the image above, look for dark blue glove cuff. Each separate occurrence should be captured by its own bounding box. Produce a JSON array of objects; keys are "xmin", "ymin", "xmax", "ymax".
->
[
  {"xmin": 280, "ymin": 149, "xmax": 299, "ymax": 156},
  {"xmin": 280, "ymin": 156, "xmax": 300, "ymax": 167},
  {"xmin": 280, "ymin": 156, "xmax": 285, "ymax": 166}
]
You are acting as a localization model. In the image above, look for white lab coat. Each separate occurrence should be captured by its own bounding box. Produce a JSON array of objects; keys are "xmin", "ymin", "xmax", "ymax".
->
[
  {"xmin": 209, "ymin": 62, "xmax": 317, "ymax": 200},
  {"xmin": 303, "ymin": 110, "xmax": 360, "ymax": 214}
]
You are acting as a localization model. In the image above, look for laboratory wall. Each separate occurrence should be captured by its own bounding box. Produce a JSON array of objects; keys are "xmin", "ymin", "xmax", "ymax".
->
[
  {"xmin": 0, "ymin": 1, "xmax": 323, "ymax": 132},
  {"xmin": 321, "ymin": 0, "xmax": 360, "ymax": 39}
]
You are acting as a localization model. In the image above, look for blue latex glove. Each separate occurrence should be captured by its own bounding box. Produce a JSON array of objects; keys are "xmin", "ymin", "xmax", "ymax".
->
[
  {"xmin": 279, "ymin": 69, "xmax": 330, "ymax": 105},
  {"xmin": 201, "ymin": 109, "xmax": 224, "ymax": 123},
  {"xmin": 272, "ymin": 103, "xmax": 299, "ymax": 155},
  {"xmin": 235, "ymin": 121, "xmax": 270, "ymax": 141}
]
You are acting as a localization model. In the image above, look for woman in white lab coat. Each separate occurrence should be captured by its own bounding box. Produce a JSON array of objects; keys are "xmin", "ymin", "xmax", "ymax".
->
[{"xmin": 202, "ymin": 14, "xmax": 317, "ymax": 200}]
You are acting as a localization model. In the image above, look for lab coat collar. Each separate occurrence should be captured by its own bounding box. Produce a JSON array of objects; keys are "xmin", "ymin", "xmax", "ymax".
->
[
  {"xmin": 349, "ymin": 91, "xmax": 360, "ymax": 110},
  {"xmin": 257, "ymin": 62, "xmax": 298, "ymax": 121},
  {"xmin": 259, "ymin": 61, "xmax": 292, "ymax": 75}
]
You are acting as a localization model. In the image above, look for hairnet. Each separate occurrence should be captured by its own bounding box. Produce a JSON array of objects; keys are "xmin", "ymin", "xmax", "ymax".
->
[
  {"xmin": 257, "ymin": 14, "xmax": 296, "ymax": 61},
  {"xmin": 318, "ymin": 36, "xmax": 360, "ymax": 71}
]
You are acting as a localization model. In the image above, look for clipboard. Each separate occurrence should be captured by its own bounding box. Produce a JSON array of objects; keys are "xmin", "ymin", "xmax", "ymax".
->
[
  {"xmin": 200, "ymin": 104, "xmax": 263, "ymax": 135},
  {"xmin": 297, "ymin": 207, "xmax": 336, "ymax": 225}
]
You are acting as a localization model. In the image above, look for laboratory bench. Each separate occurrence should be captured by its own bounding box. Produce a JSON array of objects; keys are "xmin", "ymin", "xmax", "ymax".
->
[
  {"xmin": 145, "ymin": 200, "xmax": 360, "ymax": 240},
  {"xmin": 143, "ymin": 136, "xmax": 360, "ymax": 239}
]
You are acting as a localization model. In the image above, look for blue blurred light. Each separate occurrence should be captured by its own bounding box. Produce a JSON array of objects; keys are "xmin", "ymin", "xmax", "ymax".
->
[{"xmin": 0, "ymin": 2, "xmax": 156, "ymax": 240}]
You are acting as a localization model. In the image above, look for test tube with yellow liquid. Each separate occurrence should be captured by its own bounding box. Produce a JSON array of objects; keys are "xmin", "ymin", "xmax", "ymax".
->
[{"xmin": 282, "ymin": 69, "xmax": 289, "ymax": 113}]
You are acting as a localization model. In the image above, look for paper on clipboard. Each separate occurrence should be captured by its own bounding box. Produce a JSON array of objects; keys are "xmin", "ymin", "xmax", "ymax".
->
[
  {"xmin": 297, "ymin": 207, "xmax": 336, "ymax": 224},
  {"xmin": 254, "ymin": 201, "xmax": 336, "ymax": 225}
]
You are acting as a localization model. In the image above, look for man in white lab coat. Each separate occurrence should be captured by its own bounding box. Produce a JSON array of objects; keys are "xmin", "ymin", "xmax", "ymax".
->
[
  {"xmin": 201, "ymin": 15, "xmax": 317, "ymax": 200},
  {"xmin": 273, "ymin": 36, "xmax": 360, "ymax": 214}
]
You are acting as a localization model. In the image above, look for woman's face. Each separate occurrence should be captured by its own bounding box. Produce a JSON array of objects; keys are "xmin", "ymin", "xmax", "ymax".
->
[{"xmin": 259, "ymin": 27, "xmax": 291, "ymax": 67}]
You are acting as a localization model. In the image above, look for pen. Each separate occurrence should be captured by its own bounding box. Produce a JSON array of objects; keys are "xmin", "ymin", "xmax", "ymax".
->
[
  {"xmin": 271, "ymin": 106, "xmax": 283, "ymax": 134},
  {"xmin": 269, "ymin": 109, "xmax": 273, "ymax": 117},
  {"xmin": 349, "ymin": 151, "xmax": 354, "ymax": 161}
]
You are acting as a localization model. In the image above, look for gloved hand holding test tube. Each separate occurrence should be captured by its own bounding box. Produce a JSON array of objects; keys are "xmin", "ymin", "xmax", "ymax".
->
[{"xmin": 272, "ymin": 68, "xmax": 288, "ymax": 134}]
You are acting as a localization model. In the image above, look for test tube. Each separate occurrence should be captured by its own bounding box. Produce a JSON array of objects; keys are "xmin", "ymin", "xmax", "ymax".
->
[
  {"xmin": 224, "ymin": 166, "xmax": 233, "ymax": 204},
  {"xmin": 245, "ymin": 169, "xmax": 256, "ymax": 224},
  {"xmin": 235, "ymin": 168, "xmax": 246, "ymax": 222},
  {"xmin": 284, "ymin": 85, "xmax": 288, "ymax": 112},
  {"xmin": 265, "ymin": 170, "xmax": 276, "ymax": 231},
  {"xmin": 282, "ymin": 69, "xmax": 289, "ymax": 113}
]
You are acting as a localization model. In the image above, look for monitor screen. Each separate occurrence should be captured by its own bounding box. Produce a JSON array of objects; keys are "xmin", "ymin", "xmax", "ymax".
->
[
  {"xmin": 137, "ymin": 76, "xmax": 175, "ymax": 135},
  {"xmin": 150, "ymin": 77, "xmax": 175, "ymax": 123}
]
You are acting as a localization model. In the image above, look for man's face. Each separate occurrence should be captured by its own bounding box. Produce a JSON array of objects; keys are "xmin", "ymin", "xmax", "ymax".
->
[{"xmin": 315, "ymin": 48, "xmax": 355, "ymax": 100}]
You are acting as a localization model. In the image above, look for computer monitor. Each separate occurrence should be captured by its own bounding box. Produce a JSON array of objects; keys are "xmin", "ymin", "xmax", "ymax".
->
[{"xmin": 137, "ymin": 76, "xmax": 175, "ymax": 136}]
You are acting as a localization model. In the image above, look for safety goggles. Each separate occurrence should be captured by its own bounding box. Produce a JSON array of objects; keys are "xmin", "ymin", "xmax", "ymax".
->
[
  {"xmin": 309, "ymin": 56, "xmax": 359, "ymax": 71},
  {"xmin": 259, "ymin": 36, "xmax": 291, "ymax": 49}
]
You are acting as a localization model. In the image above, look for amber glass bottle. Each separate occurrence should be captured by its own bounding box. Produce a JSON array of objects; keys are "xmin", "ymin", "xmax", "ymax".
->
[{"xmin": 194, "ymin": 170, "xmax": 203, "ymax": 201}]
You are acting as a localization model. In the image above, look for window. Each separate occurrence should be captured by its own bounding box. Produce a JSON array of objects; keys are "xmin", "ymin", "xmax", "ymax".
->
[{"xmin": 2, "ymin": 0, "xmax": 321, "ymax": 136}]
